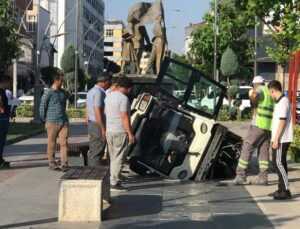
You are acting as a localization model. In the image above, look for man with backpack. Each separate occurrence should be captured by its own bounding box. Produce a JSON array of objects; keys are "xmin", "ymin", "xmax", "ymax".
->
[{"xmin": 40, "ymin": 68, "xmax": 69, "ymax": 172}]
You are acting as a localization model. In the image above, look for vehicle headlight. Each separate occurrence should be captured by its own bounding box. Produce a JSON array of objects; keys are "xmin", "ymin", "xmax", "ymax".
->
[{"xmin": 138, "ymin": 94, "xmax": 151, "ymax": 111}]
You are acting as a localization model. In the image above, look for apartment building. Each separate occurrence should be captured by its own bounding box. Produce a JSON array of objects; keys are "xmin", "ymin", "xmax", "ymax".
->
[{"xmin": 104, "ymin": 20, "xmax": 124, "ymax": 67}]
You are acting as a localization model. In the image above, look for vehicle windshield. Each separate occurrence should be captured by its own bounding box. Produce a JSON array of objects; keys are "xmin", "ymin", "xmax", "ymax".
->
[{"xmin": 157, "ymin": 58, "xmax": 226, "ymax": 119}]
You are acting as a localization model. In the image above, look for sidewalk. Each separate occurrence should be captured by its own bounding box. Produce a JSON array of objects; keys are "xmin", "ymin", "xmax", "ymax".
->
[{"xmin": 0, "ymin": 122, "xmax": 299, "ymax": 228}]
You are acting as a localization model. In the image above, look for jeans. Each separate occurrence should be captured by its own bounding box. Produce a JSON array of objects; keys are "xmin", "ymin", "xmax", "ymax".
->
[
  {"xmin": 0, "ymin": 118, "xmax": 9, "ymax": 161},
  {"xmin": 87, "ymin": 121, "xmax": 106, "ymax": 166},
  {"xmin": 45, "ymin": 122, "xmax": 69, "ymax": 166},
  {"xmin": 106, "ymin": 132, "xmax": 128, "ymax": 185}
]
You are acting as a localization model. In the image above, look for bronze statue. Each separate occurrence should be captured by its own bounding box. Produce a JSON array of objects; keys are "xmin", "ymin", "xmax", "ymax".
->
[
  {"xmin": 120, "ymin": 25, "xmax": 141, "ymax": 74},
  {"xmin": 132, "ymin": 23, "xmax": 151, "ymax": 69},
  {"xmin": 143, "ymin": 15, "xmax": 166, "ymax": 75}
]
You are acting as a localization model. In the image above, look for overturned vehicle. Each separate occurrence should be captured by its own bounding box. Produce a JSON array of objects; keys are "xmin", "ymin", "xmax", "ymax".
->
[{"xmin": 128, "ymin": 58, "xmax": 242, "ymax": 181}]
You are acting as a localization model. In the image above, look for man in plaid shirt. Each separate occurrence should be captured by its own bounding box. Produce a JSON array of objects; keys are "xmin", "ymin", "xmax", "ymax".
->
[{"xmin": 40, "ymin": 68, "xmax": 69, "ymax": 172}]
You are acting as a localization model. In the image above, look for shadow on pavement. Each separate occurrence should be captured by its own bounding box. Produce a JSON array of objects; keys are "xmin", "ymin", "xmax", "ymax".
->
[
  {"xmin": 0, "ymin": 217, "xmax": 57, "ymax": 228},
  {"xmin": 103, "ymin": 194, "xmax": 161, "ymax": 220}
]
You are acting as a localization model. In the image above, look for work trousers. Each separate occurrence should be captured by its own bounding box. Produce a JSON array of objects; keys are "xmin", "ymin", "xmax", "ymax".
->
[
  {"xmin": 45, "ymin": 122, "xmax": 68, "ymax": 166},
  {"xmin": 88, "ymin": 121, "xmax": 106, "ymax": 166},
  {"xmin": 145, "ymin": 37, "xmax": 165, "ymax": 74},
  {"xmin": 272, "ymin": 143, "xmax": 290, "ymax": 191},
  {"xmin": 0, "ymin": 118, "xmax": 9, "ymax": 161},
  {"xmin": 106, "ymin": 132, "xmax": 128, "ymax": 185},
  {"xmin": 236, "ymin": 125, "xmax": 271, "ymax": 178}
]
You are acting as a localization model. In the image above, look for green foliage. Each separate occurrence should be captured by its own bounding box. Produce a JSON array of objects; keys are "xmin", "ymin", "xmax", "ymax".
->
[
  {"xmin": 67, "ymin": 108, "xmax": 85, "ymax": 118},
  {"xmin": 288, "ymin": 125, "xmax": 300, "ymax": 163},
  {"xmin": 221, "ymin": 47, "xmax": 238, "ymax": 77},
  {"xmin": 236, "ymin": 0, "xmax": 300, "ymax": 67},
  {"xmin": 229, "ymin": 106, "xmax": 238, "ymax": 120},
  {"xmin": 228, "ymin": 85, "xmax": 239, "ymax": 98},
  {"xmin": 231, "ymin": 79, "xmax": 240, "ymax": 86},
  {"xmin": 217, "ymin": 107, "xmax": 231, "ymax": 121},
  {"xmin": 60, "ymin": 45, "xmax": 75, "ymax": 73},
  {"xmin": 16, "ymin": 105, "xmax": 34, "ymax": 117},
  {"xmin": 241, "ymin": 107, "xmax": 253, "ymax": 120},
  {"xmin": 190, "ymin": 1, "xmax": 255, "ymax": 79},
  {"xmin": 0, "ymin": 0, "xmax": 19, "ymax": 71}
]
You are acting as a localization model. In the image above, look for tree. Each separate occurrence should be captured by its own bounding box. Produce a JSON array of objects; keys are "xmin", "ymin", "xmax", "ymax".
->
[
  {"xmin": 235, "ymin": 0, "xmax": 300, "ymax": 85},
  {"xmin": 0, "ymin": 0, "xmax": 19, "ymax": 72},
  {"xmin": 221, "ymin": 47, "xmax": 238, "ymax": 83},
  {"xmin": 60, "ymin": 45, "xmax": 75, "ymax": 73},
  {"xmin": 190, "ymin": 0, "xmax": 255, "ymax": 81}
]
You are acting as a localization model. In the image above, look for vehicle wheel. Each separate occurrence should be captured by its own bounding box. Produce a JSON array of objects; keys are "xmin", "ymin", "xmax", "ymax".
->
[{"xmin": 129, "ymin": 156, "xmax": 148, "ymax": 176}]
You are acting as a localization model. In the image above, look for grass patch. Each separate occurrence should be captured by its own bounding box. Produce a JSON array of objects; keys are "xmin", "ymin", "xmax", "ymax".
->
[{"xmin": 7, "ymin": 122, "xmax": 44, "ymax": 141}]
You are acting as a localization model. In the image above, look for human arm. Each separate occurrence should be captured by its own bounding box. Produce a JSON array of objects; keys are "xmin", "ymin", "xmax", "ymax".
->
[
  {"xmin": 0, "ymin": 95, "xmax": 4, "ymax": 113},
  {"xmin": 85, "ymin": 105, "xmax": 89, "ymax": 125},
  {"xmin": 39, "ymin": 91, "xmax": 50, "ymax": 122},
  {"xmin": 94, "ymin": 106, "xmax": 106, "ymax": 142},
  {"xmin": 121, "ymin": 111, "xmax": 135, "ymax": 144},
  {"xmin": 272, "ymin": 119, "xmax": 286, "ymax": 149}
]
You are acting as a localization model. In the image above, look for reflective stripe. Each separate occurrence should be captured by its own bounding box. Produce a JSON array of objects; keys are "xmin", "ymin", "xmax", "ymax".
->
[
  {"xmin": 238, "ymin": 159, "xmax": 249, "ymax": 169},
  {"xmin": 238, "ymin": 163, "xmax": 248, "ymax": 169},
  {"xmin": 258, "ymin": 106, "xmax": 274, "ymax": 112},
  {"xmin": 259, "ymin": 161, "xmax": 269, "ymax": 169},
  {"xmin": 257, "ymin": 113, "xmax": 273, "ymax": 119}
]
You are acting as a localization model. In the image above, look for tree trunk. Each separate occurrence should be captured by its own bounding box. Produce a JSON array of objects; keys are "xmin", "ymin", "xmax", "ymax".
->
[{"xmin": 227, "ymin": 76, "xmax": 231, "ymax": 108}]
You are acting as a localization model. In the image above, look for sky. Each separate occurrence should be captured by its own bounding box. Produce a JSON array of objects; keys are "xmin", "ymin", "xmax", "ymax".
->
[{"xmin": 104, "ymin": 0, "xmax": 211, "ymax": 54}]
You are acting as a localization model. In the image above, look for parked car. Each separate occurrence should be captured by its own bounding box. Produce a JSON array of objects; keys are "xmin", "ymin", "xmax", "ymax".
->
[
  {"xmin": 128, "ymin": 57, "xmax": 242, "ymax": 181},
  {"xmin": 70, "ymin": 92, "xmax": 87, "ymax": 108},
  {"xmin": 201, "ymin": 85, "xmax": 252, "ymax": 111},
  {"xmin": 19, "ymin": 88, "xmax": 49, "ymax": 105}
]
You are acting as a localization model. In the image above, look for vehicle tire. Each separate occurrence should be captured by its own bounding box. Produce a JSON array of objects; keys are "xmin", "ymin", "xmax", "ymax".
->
[{"xmin": 129, "ymin": 156, "xmax": 148, "ymax": 176}]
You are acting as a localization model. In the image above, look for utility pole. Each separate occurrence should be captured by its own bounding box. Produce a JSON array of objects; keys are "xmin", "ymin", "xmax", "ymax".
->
[
  {"xmin": 34, "ymin": 0, "xmax": 41, "ymax": 121},
  {"xmin": 213, "ymin": 0, "xmax": 218, "ymax": 81},
  {"xmin": 74, "ymin": 0, "xmax": 79, "ymax": 109},
  {"xmin": 254, "ymin": 16, "xmax": 258, "ymax": 77}
]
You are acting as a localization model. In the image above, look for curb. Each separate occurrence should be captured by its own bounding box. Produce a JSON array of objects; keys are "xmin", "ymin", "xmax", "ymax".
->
[{"xmin": 6, "ymin": 129, "xmax": 45, "ymax": 145}]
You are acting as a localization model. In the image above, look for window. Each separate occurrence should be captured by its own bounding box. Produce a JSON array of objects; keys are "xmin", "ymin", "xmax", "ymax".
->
[
  {"xmin": 106, "ymin": 29, "xmax": 114, "ymax": 37},
  {"xmin": 104, "ymin": 42, "xmax": 113, "ymax": 47},
  {"xmin": 27, "ymin": 16, "xmax": 36, "ymax": 32},
  {"xmin": 104, "ymin": 52, "xmax": 113, "ymax": 56}
]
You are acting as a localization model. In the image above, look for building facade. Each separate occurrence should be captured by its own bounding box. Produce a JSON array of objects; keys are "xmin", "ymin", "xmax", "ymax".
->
[
  {"xmin": 41, "ymin": 0, "xmax": 105, "ymax": 76},
  {"xmin": 184, "ymin": 22, "xmax": 204, "ymax": 56},
  {"xmin": 104, "ymin": 20, "xmax": 124, "ymax": 67}
]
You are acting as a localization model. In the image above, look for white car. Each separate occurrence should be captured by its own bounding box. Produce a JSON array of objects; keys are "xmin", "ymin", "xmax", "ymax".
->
[
  {"xmin": 71, "ymin": 92, "xmax": 87, "ymax": 108},
  {"xmin": 201, "ymin": 86, "xmax": 252, "ymax": 111},
  {"xmin": 19, "ymin": 88, "xmax": 49, "ymax": 105}
]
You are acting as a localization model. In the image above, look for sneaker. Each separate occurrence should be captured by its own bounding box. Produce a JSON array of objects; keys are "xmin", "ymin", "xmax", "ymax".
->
[
  {"xmin": 49, "ymin": 165, "xmax": 61, "ymax": 171},
  {"xmin": 268, "ymin": 190, "xmax": 279, "ymax": 197},
  {"xmin": 218, "ymin": 176, "xmax": 249, "ymax": 186},
  {"xmin": 251, "ymin": 178, "xmax": 268, "ymax": 186},
  {"xmin": 61, "ymin": 165, "xmax": 70, "ymax": 172},
  {"xmin": 110, "ymin": 183, "xmax": 127, "ymax": 192},
  {"xmin": 273, "ymin": 190, "xmax": 292, "ymax": 200}
]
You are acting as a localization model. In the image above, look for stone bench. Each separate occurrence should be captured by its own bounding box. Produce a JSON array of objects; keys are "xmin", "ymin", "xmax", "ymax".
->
[
  {"xmin": 56, "ymin": 142, "xmax": 89, "ymax": 166},
  {"xmin": 58, "ymin": 166, "xmax": 110, "ymax": 222}
]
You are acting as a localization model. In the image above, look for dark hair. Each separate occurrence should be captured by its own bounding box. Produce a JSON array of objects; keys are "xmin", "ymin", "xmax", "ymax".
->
[
  {"xmin": 95, "ymin": 72, "xmax": 112, "ymax": 83},
  {"xmin": 52, "ymin": 67, "xmax": 64, "ymax": 83},
  {"xmin": 268, "ymin": 80, "xmax": 282, "ymax": 92},
  {"xmin": 0, "ymin": 74, "xmax": 12, "ymax": 84},
  {"xmin": 111, "ymin": 76, "xmax": 119, "ymax": 84},
  {"xmin": 118, "ymin": 76, "xmax": 133, "ymax": 89}
]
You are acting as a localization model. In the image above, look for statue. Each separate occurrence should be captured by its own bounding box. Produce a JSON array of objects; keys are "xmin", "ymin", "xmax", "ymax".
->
[
  {"xmin": 120, "ymin": 0, "xmax": 166, "ymax": 75},
  {"xmin": 132, "ymin": 23, "xmax": 151, "ymax": 69},
  {"xmin": 143, "ymin": 15, "xmax": 166, "ymax": 75},
  {"xmin": 119, "ymin": 25, "xmax": 141, "ymax": 75}
]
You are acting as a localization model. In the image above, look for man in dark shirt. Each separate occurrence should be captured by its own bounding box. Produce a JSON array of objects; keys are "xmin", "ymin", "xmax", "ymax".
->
[
  {"xmin": 39, "ymin": 68, "xmax": 69, "ymax": 172},
  {"xmin": 0, "ymin": 74, "xmax": 12, "ymax": 168}
]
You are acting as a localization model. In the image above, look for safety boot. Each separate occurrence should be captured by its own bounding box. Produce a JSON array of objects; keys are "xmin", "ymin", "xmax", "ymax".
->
[
  {"xmin": 218, "ymin": 176, "xmax": 249, "ymax": 186},
  {"xmin": 251, "ymin": 177, "xmax": 268, "ymax": 186}
]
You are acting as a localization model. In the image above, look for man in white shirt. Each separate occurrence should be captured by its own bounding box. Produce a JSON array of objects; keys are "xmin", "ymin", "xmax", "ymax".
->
[{"xmin": 268, "ymin": 80, "xmax": 293, "ymax": 200}]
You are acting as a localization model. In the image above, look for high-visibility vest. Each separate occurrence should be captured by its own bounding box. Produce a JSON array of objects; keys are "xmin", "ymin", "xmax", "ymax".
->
[{"xmin": 256, "ymin": 85, "xmax": 274, "ymax": 131}]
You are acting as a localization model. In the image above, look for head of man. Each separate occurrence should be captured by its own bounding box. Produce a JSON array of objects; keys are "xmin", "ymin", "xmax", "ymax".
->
[
  {"xmin": 95, "ymin": 72, "xmax": 112, "ymax": 90},
  {"xmin": 117, "ymin": 77, "xmax": 133, "ymax": 95},
  {"xmin": 0, "ymin": 74, "xmax": 12, "ymax": 90},
  {"xmin": 268, "ymin": 80, "xmax": 282, "ymax": 100},
  {"xmin": 252, "ymin": 75, "xmax": 265, "ymax": 89},
  {"xmin": 51, "ymin": 68, "xmax": 64, "ymax": 90}
]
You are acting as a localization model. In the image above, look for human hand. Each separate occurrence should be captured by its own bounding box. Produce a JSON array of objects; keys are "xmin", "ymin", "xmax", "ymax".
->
[
  {"xmin": 128, "ymin": 134, "xmax": 136, "ymax": 145},
  {"xmin": 102, "ymin": 130, "xmax": 106, "ymax": 142},
  {"xmin": 272, "ymin": 139, "xmax": 279, "ymax": 150},
  {"xmin": 0, "ymin": 107, "xmax": 5, "ymax": 114}
]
